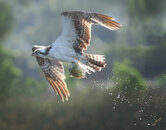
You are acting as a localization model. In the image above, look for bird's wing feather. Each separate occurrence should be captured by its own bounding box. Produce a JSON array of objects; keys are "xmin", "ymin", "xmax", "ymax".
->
[
  {"xmin": 34, "ymin": 55, "xmax": 70, "ymax": 102},
  {"xmin": 60, "ymin": 11, "xmax": 121, "ymax": 54}
]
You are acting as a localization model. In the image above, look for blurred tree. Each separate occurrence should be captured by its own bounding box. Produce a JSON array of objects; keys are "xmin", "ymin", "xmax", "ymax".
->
[
  {"xmin": 0, "ymin": 44, "xmax": 21, "ymax": 101},
  {"xmin": 0, "ymin": 2, "xmax": 46, "ymax": 101},
  {"xmin": 0, "ymin": 2, "xmax": 21, "ymax": 101},
  {"xmin": 126, "ymin": 0, "xmax": 166, "ymax": 18},
  {"xmin": 108, "ymin": 43, "xmax": 166, "ymax": 78},
  {"xmin": 0, "ymin": 2, "xmax": 12, "ymax": 39},
  {"xmin": 11, "ymin": 78, "xmax": 46, "ymax": 96},
  {"xmin": 126, "ymin": 0, "xmax": 166, "ymax": 45},
  {"xmin": 112, "ymin": 60, "xmax": 147, "ymax": 93},
  {"xmin": 155, "ymin": 73, "xmax": 166, "ymax": 88},
  {"xmin": 139, "ymin": 43, "xmax": 166, "ymax": 77}
]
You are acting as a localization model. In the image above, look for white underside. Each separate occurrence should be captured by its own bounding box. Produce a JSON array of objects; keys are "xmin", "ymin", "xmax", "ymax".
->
[{"xmin": 47, "ymin": 16, "xmax": 95, "ymax": 74}]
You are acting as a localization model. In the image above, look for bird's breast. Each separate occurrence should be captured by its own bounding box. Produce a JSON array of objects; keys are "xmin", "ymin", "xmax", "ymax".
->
[{"xmin": 50, "ymin": 45, "xmax": 76, "ymax": 61}]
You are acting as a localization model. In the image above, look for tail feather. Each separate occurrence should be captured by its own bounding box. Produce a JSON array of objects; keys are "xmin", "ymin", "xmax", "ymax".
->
[
  {"xmin": 75, "ymin": 53, "xmax": 106, "ymax": 77},
  {"xmin": 84, "ymin": 53, "xmax": 106, "ymax": 69},
  {"xmin": 88, "ymin": 63, "xmax": 102, "ymax": 71}
]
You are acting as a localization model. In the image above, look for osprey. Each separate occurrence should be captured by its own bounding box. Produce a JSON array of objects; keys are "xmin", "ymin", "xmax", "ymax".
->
[{"xmin": 32, "ymin": 11, "xmax": 121, "ymax": 102}]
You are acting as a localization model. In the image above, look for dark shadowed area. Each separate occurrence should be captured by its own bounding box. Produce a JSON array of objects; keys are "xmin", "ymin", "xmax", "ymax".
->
[{"xmin": 0, "ymin": 0, "xmax": 166, "ymax": 130}]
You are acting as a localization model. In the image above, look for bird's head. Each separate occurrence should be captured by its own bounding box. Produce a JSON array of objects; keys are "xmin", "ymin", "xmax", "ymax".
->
[{"xmin": 32, "ymin": 45, "xmax": 52, "ymax": 58}]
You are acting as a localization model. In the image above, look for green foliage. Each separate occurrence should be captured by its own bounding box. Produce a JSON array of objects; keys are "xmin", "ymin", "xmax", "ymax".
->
[
  {"xmin": 11, "ymin": 78, "xmax": 47, "ymax": 96},
  {"xmin": 0, "ymin": 87, "xmax": 165, "ymax": 130},
  {"xmin": 0, "ymin": 50, "xmax": 21, "ymax": 101},
  {"xmin": 127, "ymin": 0, "xmax": 166, "ymax": 17},
  {"xmin": 126, "ymin": 0, "xmax": 166, "ymax": 46},
  {"xmin": 155, "ymin": 73, "xmax": 166, "ymax": 88},
  {"xmin": 107, "ymin": 43, "xmax": 166, "ymax": 78},
  {"xmin": 24, "ymin": 78, "xmax": 44, "ymax": 94},
  {"xmin": 0, "ymin": 2, "xmax": 12, "ymax": 39},
  {"xmin": 140, "ymin": 43, "xmax": 166, "ymax": 77},
  {"xmin": 0, "ymin": 43, "xmax": 22, "ymax": 101},
  {"xmin": 0, "ymin": 2, "xmax": 47, "ymax": 101},
  {"xmin": 0, "ymin": 2, "xmax": 20, "ymax": 101},
  {"xmin": 112, "ymin": 60, "xmax": 147, "ymax": 92}
]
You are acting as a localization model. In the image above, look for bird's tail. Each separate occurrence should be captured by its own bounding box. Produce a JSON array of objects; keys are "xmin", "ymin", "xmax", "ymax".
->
[
  {"xmin": 83, "ymin": 53, "xmax": 106, "ymax": 71},
  {"xmin": 72, "ymin": 53, "xmax": 106, "ymax": 78}
]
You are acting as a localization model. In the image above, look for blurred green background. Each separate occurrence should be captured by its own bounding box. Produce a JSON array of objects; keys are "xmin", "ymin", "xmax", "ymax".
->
[{"xmin": 0, "ymin": 0, "xmax": 166, "ymax": 129}]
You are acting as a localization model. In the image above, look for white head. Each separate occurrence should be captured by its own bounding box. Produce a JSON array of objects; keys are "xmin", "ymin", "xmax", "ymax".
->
[{"xmin": 32, "ymin": 45, "xmax": 52, "ymax": 58}]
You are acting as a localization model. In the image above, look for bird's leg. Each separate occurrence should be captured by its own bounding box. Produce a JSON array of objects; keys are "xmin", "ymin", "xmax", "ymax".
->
[
  {"xmin": 76, "ymin": 54, "xmax": 89, "ymax": 65},
  {"xmin": 69, "ymin": 62, "xmax": 76, "ymax": 74}
]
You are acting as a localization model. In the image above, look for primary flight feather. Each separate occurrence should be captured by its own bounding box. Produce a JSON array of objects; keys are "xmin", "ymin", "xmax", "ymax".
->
[{"xmin": 32, "ymin": 11, "xmax": 121, "ymax": 102}]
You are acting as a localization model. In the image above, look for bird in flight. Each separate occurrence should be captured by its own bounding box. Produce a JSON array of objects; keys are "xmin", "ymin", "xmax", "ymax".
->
[{"xmin": 32, "ymin": 11, "xmax": 121, "ymax": 102}]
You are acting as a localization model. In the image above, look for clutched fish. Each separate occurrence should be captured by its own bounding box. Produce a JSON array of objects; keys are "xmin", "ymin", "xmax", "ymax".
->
[{"xmin": 69, "ymin": 63, "xmax": 86, "ymax": 79}]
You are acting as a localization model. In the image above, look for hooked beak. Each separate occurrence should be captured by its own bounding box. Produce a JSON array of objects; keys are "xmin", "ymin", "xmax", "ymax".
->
[{"xmin": 32, "ymin": 52, "xmax": 36, "ymax": 56}]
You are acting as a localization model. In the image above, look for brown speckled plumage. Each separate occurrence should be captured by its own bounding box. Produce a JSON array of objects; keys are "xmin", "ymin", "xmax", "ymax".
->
[
  {"xmin": 62, "ymin": 11, "xmax": 121, "ymax": 54},
  {"xmin": 32, "ymin": 47, "xmax": 70, "ymax": 102}
]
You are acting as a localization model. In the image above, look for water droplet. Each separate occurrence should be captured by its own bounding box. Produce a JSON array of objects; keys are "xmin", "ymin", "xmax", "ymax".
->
[
  {"xmin": 139, "ymin": 109, "xmax": 143, "ymax": 113},
  {"xmin": 117, "ymin": 94, "xmax": 120, "ymax": 99},
  {"xmin": 129, "ymin": 104, "xmax": 133, "ymax": 107}
]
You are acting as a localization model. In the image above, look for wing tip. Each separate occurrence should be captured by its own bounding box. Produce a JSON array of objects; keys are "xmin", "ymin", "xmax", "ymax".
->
[
  {"xmin": 46, "ymin": 76, "xmax": 70, "ymax": 102},
  {"xmin": 90, "ymin": 13, "xmax": 122, "ymax": 30}
]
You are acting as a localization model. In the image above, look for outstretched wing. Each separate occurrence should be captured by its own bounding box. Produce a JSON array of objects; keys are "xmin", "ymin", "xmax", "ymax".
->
[
  {"xmin": 33, "ymin": 46, "xmax": 70, "ymax": 102},
  {"xmin": 61, "ymin": 11, "xmax": 121, "ymax": 54}
]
